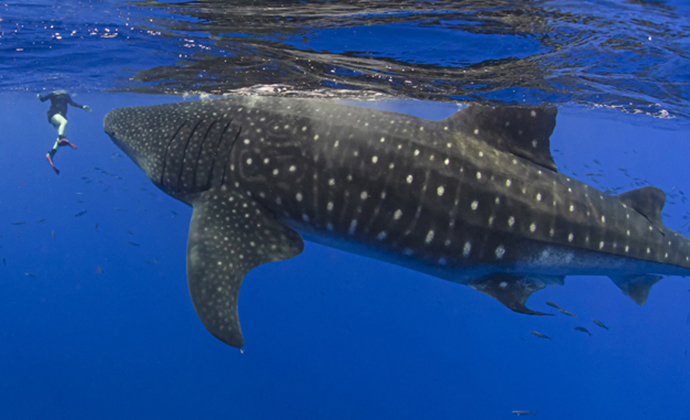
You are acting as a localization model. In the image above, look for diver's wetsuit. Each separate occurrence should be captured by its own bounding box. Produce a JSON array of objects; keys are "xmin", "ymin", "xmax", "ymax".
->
[
  {"xmin": 38, "ymin": 90, "xmax": 91, "ymax": 175},
  {"xmin": 39, "ymin": 90, "xmax": 86, "ymax": 124}
]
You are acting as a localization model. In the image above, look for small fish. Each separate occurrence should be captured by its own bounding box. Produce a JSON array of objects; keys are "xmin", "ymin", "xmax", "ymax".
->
[
  {"xmin": 559, "ymin": 308, "xmax": 578, "ymax": 318},
  {"xmin": 2, "ymin": 257, "xmax": 5, "ymax": 265},
  {"xmin": 171, "ymin": 211, "xmax": 178, "ymax": 216},
  {"xmin": 530, "ymin": 330, "xmax": 551, "ymax": 340},
  {"xmin": 24, "ymin": 272, "xmax": 36, "ymax": 278},
  {"xmin": 512, "ymin": 411, "xmax": 537, "ymax": 416},
  {"xmin": 127, "ymin": 241, "xmax": 140, "ymax": 247},
  {"xmin": 545, "ymin": 302, "xmax": 562, "ymax": 309},
  {"xmin": 36, "ymin": 218, "xmax": 46, "ymax": 223},
  {"xmin": 11, "ymin": 221, "xmax": 25, "ymax": 225},
  {"xmin": 95, "ymin": 265, "xmax": 103, "ymax": 273},
  {"xmin": 574, "ymin": 327, "xmax": 592, "ymax": 336},
  {"xmin": 51, "ymin": 230, "xmax": 56, "ymax": 239},
  {"xmin": 95, "ymin": 223, "xmax": 99, "ymax": 230},
  {"xmin": 74, "ymin": 211, "xmax": 87, "ymax": 217},
  {"xmin": 17, "ymin": 230, "xmax": 21, "ymax": 237},
  {"xmin": 127, "ymin": 230, "xmax": 133, "ymax": 235},
  {"xmin": 592, "ymin": 319, "xmax": 609, "ymax": 330}
]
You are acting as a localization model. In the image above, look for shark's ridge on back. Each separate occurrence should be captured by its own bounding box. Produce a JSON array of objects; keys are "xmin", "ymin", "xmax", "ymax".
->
[{"xmin": 104, "ymin": 96, "xmax": 690, "ymax": 348}]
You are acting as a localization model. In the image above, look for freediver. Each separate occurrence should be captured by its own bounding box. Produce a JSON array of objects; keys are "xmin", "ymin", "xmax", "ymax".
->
[{"xmin": 38, "ymin": 90, "xmax": 91, "ymax": 175}]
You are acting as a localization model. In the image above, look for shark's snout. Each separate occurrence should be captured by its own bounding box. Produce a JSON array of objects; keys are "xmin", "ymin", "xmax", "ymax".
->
[
  {"xmin": 103, "ymin": 107, "xmax": 154, "ymax": 178},
  {"xmin": 103, "ymin": 109, "xmax": 124, "ymax": 141}
]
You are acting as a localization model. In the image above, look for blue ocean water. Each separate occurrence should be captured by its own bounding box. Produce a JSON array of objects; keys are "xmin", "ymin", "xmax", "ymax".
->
[{"xmin": 1, "ymin": 1, "xmax": 690, "ymax": 419}]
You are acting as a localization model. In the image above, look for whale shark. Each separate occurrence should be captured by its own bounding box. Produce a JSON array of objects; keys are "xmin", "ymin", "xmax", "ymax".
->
[{"xmin": 104, "ymin": 96, "xmax": 690, "ymax": 348}]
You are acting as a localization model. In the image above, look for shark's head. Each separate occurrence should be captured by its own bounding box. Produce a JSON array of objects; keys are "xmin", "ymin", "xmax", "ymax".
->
[
  {"xmin": 104, "ymin": 105, "xmax": 175, "ymax": 190},
  {"xmin": 104, "ymin": 97, "xmax": 274, "ymax": 199}
]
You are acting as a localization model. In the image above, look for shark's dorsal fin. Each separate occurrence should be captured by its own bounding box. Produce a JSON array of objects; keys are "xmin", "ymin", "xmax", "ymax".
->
[
  {"xmin": 616, "ymin": 186, "xmax": 666, "ymax": 229},
  {"xmin": 443, "ymin": 105, "xmax": 558, "ymax": 171}
]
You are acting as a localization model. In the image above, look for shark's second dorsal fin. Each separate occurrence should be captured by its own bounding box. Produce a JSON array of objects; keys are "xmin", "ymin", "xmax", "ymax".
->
[
  {"xmin": 443, "ymin": 105, "xmax": 558, "ymax": 171},
  {"xmin": 616, "ymin": 186, "xmax": 666, "ymax": 229}
]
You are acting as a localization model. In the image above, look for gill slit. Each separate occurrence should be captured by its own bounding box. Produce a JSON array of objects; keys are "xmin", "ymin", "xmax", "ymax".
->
[
  {"xmin": 191, "ymin": 120, "xmax": 218, "ymax": 189},
  {"xmin": 160, "ymin": 121, "xmax": 187, "ymax": 190},
  {"xmin": 176, "ymin": 120, "xmax": 203, "ymax": 192}
]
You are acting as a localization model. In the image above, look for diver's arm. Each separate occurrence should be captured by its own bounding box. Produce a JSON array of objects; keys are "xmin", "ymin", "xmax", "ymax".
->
[
  {"xmin": 68, "ymin": 97, "xmax": 91, "ymax": 112},
  {"xmin": 37, "ymin": 92, "xmax": 53, "ymax": 102}
]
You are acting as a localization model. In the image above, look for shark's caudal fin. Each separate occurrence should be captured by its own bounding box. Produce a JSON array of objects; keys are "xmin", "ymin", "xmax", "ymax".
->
[
  {"xmin": 187, "ymin": 187, "xmax": 304, "ymax": 348},
  {"xmin": 442, "ymin": 105, "xmax": 558, "ymax": 171},
  {"xmin": 616, "ymin": 186, "xmax": 666, "ymax": 231}
]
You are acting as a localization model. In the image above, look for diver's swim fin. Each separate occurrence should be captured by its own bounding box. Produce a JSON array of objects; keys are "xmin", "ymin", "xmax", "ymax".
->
[{"xmin": 46, "ymin": 153, "xmax": 59, "ymax": 175}]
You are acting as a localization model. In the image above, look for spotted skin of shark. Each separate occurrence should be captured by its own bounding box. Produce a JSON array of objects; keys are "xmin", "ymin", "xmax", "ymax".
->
[{"xmin": 104, "ymin": 96, "xmax": 690, "ymax": 348}]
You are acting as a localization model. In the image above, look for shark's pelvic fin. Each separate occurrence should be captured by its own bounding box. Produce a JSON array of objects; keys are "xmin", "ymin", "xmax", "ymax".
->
[
  {"xmin": 467, "ymin": 273, "xmax": 564, "ymax": 316},
  {"xmin": 616, "ymin": 186, "xmax": 666, "ymax": 231},
  {"xmin": 609, "ymin": 274, "xmax": 663, "ymax": 305},
  {"xmin": 443, "ymin": 105, "xmax": 558, "ymax": 171},
  {"xmin": 187, "ymin": 187, "xmax": 304, "ymax": 348}
]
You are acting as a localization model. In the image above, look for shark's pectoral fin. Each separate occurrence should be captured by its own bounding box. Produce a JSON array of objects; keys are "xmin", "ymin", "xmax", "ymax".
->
[
  {"xmin": 468, "ymin": 273, "xmax": 564, "ymax": 316},
  {"xmin": 187, "ymin": 187, "xmax": 304, "ymax": 348},
  {"xmin": 609, "ymin": 274, "xmax": 663, "ymax": 305}
]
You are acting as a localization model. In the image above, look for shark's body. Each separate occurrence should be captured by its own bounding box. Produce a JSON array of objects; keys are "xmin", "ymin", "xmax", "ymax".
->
[{"xmin": 104, "ymin": 96, "xmax": 690, "ymax": 348}]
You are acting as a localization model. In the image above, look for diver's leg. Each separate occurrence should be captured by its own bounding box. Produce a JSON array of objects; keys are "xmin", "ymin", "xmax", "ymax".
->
[
  {"xmin": 50, "ymin": 114, "xmax": 67, "ymax": 137},
  {"xmin": 46, "ymin": 139, "xmax": 60, "ymax": 175},
  {"xmin": 50, "ymin": 114, "xmax": 77, "ymax": 149}
]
